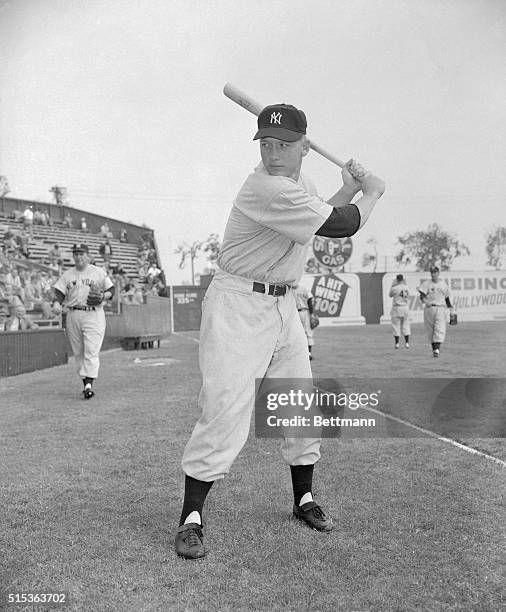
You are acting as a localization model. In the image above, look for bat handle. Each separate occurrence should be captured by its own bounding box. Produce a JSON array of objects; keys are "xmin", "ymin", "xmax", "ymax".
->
[{"xmin": 309, "ymin": 142, "xmax": 345, "ymax": 168}]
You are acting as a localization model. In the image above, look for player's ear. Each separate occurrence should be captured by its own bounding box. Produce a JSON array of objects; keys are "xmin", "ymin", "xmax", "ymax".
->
[{"xmin": 301, "ymin": 136, "xmax": 310, "ymax": 157}]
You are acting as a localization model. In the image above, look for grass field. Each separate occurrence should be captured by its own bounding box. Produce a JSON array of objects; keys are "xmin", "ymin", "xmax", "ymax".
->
[{"xmin": 1, "ymin": 321, "xmax": 505, "ymax": 611}]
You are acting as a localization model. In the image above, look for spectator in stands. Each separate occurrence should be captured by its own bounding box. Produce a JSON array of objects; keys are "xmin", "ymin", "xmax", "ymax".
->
[
  {"xmin": 100, "ymin": 222, "xmax": 113, "ymax": 239},
  {"xmin": 47, "ymin": 243, "xmax": 64, "ymax": 273},
  {"xmin": 120, "ymin": 283, "xmax": 134, "ymax": 305},
  {"xmin": 63, "ymin": 212, "xmax": 74, "ymax": 228},
  {"xmin": 2, "ymin": 304, "xmax": 38, "ymax": 331},
  {"xmin": 33, "ymin": 207, "xmax": 45, "ymax": 225},
  {"xmin": 2, "ymin": 232, "xmax": 19, "ymax": 257},
  {"xmin": 23, "ymin": 276, "xmax": 36, "ymax": 311},
  {"xmin": 137, "ymin": 249, "xmax": 149, "ymax": 277},
  {"xmin": 22, "ymin": 206, "xmax": 34, "ymax": 237},
  {"xmin": 147, "ymin": 262, "xmax": 161, "ymax": 280},
  {"xmin": 0, "ymin": 279, "xmax": 7, "ymax": 302},
  {"xmin": 132, "ymin": 285, "xmax": 145, "ymax": 305},
  {"xmin": 155, "ymin": 280, "xmax": 168, "ymax": 297},
  {"xmin": 79, "ymin": 217, "xmax": 90, "ymax": 233},
  {"xmin": 99, "ymin": 239, "xmax": 113, "ymax": 265},
  {"xmin": 119, "ymin": 228, "xmax": 128, "ymax": 243},
  {"xmin": 3, "ymin": 283, "xmax": 24, "ymax": 309},
  {"xmin": 16, "ymin": 230, "xmax": 30, "ymax": 258}
]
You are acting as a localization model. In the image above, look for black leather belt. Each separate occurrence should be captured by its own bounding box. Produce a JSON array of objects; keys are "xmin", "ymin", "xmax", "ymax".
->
[
  {"xmin": 71, "ymin": 306, "xmax": 96, "ymax": 311},
  {"xmin": 252, "ymin": 281, "xmax": 289, "ymax": 297},
  {"xmin": 427, "ymin": 304, "xmax": 443, "ymax": 307}
]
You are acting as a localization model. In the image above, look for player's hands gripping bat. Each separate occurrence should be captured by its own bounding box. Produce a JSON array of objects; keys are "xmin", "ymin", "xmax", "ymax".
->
[{"xmin": 87, "ymin": 282, "xmax": 104, "ymax": 307}]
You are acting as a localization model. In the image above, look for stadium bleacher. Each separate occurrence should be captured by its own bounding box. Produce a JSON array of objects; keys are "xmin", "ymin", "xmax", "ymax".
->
[{"xmin": 0, "ymin": 214, "xmax": 141, "ymax": 279}]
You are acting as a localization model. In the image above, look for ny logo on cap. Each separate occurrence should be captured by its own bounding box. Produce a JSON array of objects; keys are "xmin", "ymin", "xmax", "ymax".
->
[{"xmin": 270, "ymin": 112, "xmax": 282, "ymax": 125}]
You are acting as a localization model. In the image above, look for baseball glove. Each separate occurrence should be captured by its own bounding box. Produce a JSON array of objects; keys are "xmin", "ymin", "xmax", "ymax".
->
[
  {"xmin": 87, "ymin": 284, "xmax": 104, "ymax": 307},
  {"xmin": 310, "ymin": 313, "xmax": 320, "ymax": 329},
  {"xmin": 449, "ymin": 312, "xmax": 458, "ymax": 326}
]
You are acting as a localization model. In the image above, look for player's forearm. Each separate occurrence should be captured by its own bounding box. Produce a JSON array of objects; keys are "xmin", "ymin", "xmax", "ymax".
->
[
  {"xmin": 353, "ymin": 192, "xmax": 382, "ymax": 229},
  {"xmin": 327, "ymin": 184, "xmax": 360, "ymax": 208}
]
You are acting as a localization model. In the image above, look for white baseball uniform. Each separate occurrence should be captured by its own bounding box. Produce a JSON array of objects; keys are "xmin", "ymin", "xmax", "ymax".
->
[
  {"xmin": 181, "ymin": 163, "xmax": 334, "ymax": 482},
  {"xmin": 389, "ymin": 282, "xmax": 411, "ymax": 337},
  {"xmin": 418, "ymin": 278, "xmax": 450, "ymax": 343},
  {"xmin": 294, "ymin": 285, "xmax": 314, "ymax": 347},
  {"xmin": 54, "ymin": 264, "xmax": 113, "ymax": 379}
]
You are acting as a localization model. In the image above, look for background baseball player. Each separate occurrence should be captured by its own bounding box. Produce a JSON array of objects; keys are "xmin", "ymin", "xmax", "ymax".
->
[
  {"xmin": 174, "ymin": 102, "xmax": 385, "ymax": 560},
  {"xmin": 294, "ymin": 283, "xmax": 317, "ymax": 360},
  {"xmin": 389, "ymin": 273, "xmax": 411, "ymax": 349},
  {"xmin": 52, "ymin": 244, "xmax": 114, "ymax": 398},
  {"xmin": 418, "ymin": 265, "xmax": 454, "ymax": 357}
]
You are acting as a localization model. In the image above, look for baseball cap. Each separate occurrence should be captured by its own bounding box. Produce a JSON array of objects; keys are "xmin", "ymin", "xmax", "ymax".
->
[
  {"xmin": 396, "ymin": 274, "xmax": 404, "ymax": 282},
  {"xmin": 430, "ymin": 265, "xmax": 440, "ymax": 273},
  {"xmin": 253, "ymin": 103, "xmax": 307, "ymax": 142},
  {"xmin": 72, "ymin": 243, "xmax": 89, "ymax": 253}
]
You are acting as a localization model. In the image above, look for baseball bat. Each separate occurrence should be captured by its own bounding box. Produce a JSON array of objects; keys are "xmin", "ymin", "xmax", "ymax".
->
[{"xmin": 223, "ymin": 82, "xmax": 345, "ymax": 169}]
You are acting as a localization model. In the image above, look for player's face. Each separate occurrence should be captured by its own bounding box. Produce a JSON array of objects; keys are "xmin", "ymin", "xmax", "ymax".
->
[
  {"xmin": 73, "ymin": 251, "xmax": 89, "ymax": 270},
  {"xmin": 431, "ymin": 271, "xmax": 439, "ymax": 282},
  {"xmin": 260, "ymin": 136, "xmax": 309, "ymax": 181}
]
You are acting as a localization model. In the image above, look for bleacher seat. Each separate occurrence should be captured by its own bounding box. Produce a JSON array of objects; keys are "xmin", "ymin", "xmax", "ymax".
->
[{"xmin": 0, "ymin": 214, "xmax": 142, "ymax": 281}]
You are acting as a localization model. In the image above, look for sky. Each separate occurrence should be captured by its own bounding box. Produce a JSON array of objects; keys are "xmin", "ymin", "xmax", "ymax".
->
[{"xmin": 0, "ymin": 0, "xmax": 505, "ymax": 284}]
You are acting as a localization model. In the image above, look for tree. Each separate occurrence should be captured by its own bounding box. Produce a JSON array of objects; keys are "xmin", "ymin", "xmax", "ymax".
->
[
  {"xmin": 175, "ymin": 240, "xmax": 202, "ymax": 285},
  {"xmin": 362, "ymin": 237, "xmax": 378, "ymax": 271},
  {"xmin": 175, "ymin": 233, "xmax": 221, "ymax": 284},
  {"xmin": 395, "ymin": 223, "xmax": 470, "ymax": 271},
  {"xmin": 485, "ymin": 225, "xmax": 506, "ymax": 270},
  {"xmin": 202, "ymin": 233, "xmax": 221, "ymax": 267}
]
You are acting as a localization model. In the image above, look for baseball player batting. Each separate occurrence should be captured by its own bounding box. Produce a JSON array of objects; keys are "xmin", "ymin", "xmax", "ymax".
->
[
  {"xmin": 174, "ymin": 101, "xmax": 385, "ymax": 560},
  {"xmin": 52, "ymin": 244, "xmax": 115, "ymax": 398},
  {"xmin": 418, "ymin": 265, "xmax": 455, "ymax": 357},
  {"xmin": 389, "ymin": 273, "xmax": 411, "ymax": 349}
]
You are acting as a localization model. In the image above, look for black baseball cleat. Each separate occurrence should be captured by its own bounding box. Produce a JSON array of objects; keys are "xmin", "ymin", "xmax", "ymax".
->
[
  {"xmin": 83, "ymin": 386, "xmax": 95, "ymax": 399},
  {"xmin": 293, "ymin": 501, "xmax": 333, "ymax": 532},
  {"xmin": 175, "ymin": 523, "xmax": 206, "ymax": 559}
]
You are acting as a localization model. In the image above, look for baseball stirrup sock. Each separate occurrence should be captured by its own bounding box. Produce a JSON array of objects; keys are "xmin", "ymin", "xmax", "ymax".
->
[
  {"xmin": 179, "ymin": 475, "xmax": 214, "ymax": 526},
  {"xmin": 290, "ymin": 464, "xmax": 314, "ymax": 507}
]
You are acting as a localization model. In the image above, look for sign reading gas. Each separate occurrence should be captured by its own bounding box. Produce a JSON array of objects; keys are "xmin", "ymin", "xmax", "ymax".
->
[{"xmin": 312, "ymin": 236, "xmax": 353, "ymax": 269}]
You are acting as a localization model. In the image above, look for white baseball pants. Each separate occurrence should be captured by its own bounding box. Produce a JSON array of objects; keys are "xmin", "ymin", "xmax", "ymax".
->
[
  {"xmin": 65, "ymin": 309, "xmax": 106, "ymax": 379},
  {"xmin": 390, "ymin": 305, "xmax": 411, "ymax": 336},
  {"xmin": 423, "ymin": 305, "xmax": 446, "ymax": 343},
  {"xmin": 182, "ymin": 269, "xmax": 321, "ymax": 482}
]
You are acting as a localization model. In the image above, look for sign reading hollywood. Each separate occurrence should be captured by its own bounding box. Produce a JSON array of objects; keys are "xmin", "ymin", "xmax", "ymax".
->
[
  {"xmin": 311, "ymin": 274, "xmax": 349, "ymax": 317},
  {"xmin": 312, "ymin": 236, "xmax": 353, "ymax": 269}
]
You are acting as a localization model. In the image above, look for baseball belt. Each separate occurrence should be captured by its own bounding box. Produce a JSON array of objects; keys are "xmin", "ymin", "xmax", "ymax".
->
[{"xmin": 252, "ymin": 282, "xmax": 290, "ymax": 297}]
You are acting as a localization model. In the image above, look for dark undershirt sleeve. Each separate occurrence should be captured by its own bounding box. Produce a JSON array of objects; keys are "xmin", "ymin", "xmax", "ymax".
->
[
  {"xmin": 53, "ymin": 288, "xmax": 65, "ymax": 304},
  {"xmin": 107, "ymin": 286, "xmax": 116, "ymax": 298},
  {"xmin": 315, "ymin": 204, "xmax": 361, "ymax": 238}
]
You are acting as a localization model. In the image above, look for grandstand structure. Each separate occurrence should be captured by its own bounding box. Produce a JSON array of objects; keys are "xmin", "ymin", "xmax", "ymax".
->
[
  {"xmin": 0, "ymin": 196, "xmax": 157, "ymax": 281},
  {"xmin": 1, "ymin": 196, "xmax": 175, "ymax": 376}
]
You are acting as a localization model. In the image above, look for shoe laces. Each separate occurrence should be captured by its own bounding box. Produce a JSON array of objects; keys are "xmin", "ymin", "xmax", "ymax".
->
[
  {"xmin": 310, "ymin": 505, "xmax": 326, "ymax": 519},
  {"xmin": 184, "ymin": 527, "xmax": 203, "ymax": 547}
]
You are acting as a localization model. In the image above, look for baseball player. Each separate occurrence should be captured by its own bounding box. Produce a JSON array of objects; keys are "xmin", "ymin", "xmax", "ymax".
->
[
  {"xmin": 294, "ymin": 283, "xmax": 316, "ymax": 360},
  {"xmin": 174, "ymin": 103, "xmax": 385, "ymax": 560},
  {"xmin": 389, "ymin": 273, "xmax": 411, "ymax": 349},
  {"xmin": 418, "ymin": 265, "xmax": 454, "ymax": 357},
  {"xmin": 52, "ymin": 244, "xmax": 114, "ymax": 398}
]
